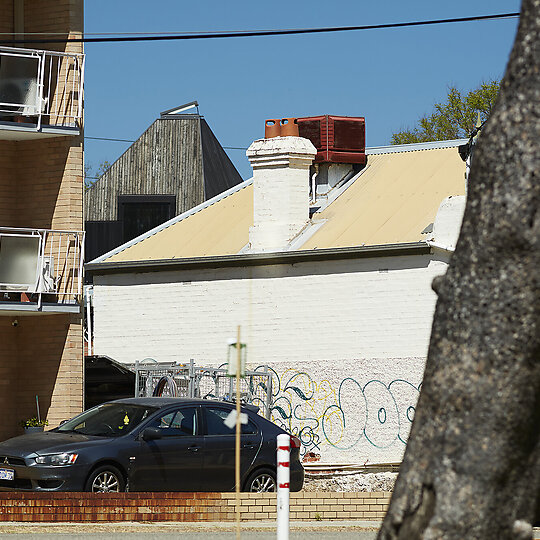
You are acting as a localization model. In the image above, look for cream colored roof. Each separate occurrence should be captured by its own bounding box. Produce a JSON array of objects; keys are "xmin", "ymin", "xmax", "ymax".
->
[
  {"xmin": 102, "ymin": 144, "xmax": 465, "ymax": 264},
  {"xmin": 107, "ymin": 182, "xmax": 253, "ymax": 262},
  {"xmin": 301, "ymin": 146, "xmax": 465, "ymax": 249}
]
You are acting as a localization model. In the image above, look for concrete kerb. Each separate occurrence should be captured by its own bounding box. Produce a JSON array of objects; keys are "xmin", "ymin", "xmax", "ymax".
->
[{"xmin": 0, "ymin": 520, "xmax": 382, "ymax": 533}]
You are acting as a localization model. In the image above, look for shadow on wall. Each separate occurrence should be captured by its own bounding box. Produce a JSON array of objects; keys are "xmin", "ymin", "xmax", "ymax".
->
[
  {"xmin": 18, "ymin": 139, "xmax": 79, "ymax": 229},
  {"xmin": 0, "ymin": 138, "xmax": 77, "ymax": 229},
  {"xmin": 96, "ymin": 254, "xmax": 435, "ymax": 288},
  {"xmin": 0, "ymin": 315, "xmax": 70, "ymax": 441}
]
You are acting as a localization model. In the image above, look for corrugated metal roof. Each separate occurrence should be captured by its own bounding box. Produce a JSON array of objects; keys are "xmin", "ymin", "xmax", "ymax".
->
[
  {"xmin": 106, "ymin": 181, "xmax": 253, "ymax": 262},
  {"xmin": 301, "ymin": 146, "xmax": 465, "ymax": 249},
  {"xmin": 99, "ymin": 142, "xmax": 465, "ymax": 264}
]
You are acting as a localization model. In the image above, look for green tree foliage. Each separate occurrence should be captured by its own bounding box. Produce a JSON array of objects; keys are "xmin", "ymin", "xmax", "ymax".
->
[
  {"xmin": 391, "ymin": 80, "xmax": 500, "ymax": 144},
  {"xmin": 84, "ymin": 160, "xmax": 111, "ymax": 190}
]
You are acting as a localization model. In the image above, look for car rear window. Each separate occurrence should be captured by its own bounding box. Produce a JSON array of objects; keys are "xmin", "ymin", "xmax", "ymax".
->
[
  {"xmin": 147, "ymin": 407, "xmax": 198, "ymax": 437},
  {"xmin": 205, "ymin": 407, "xmax": 258, "ymax": 436}
]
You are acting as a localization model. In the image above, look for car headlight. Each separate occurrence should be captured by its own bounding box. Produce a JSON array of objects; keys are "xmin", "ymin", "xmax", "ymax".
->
[{"xmin": 34, "ymin": 453, "xmax": 78, "ymax": 466}]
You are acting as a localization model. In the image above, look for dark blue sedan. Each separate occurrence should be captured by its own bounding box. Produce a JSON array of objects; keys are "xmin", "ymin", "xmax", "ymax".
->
[{"xmin": 0, "ymin": 398, "xmax": 304, "ymax": 493}]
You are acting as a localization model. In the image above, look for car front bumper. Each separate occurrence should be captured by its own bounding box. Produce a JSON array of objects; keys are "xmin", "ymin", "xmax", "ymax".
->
[{"xmin": 0, "ymin": 463, "xmax": 87, "ymax": 492}]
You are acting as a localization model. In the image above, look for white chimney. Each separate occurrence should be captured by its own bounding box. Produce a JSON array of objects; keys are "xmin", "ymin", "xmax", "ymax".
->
[{"xmin": 247, "ymin": 136, "xmax": 317, "ymax": 252}]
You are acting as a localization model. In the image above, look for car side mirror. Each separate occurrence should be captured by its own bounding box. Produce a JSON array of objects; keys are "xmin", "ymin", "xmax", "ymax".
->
[
  {"xmin": 59, "ymin": 420, "xmax": 68, "ymax": 426},
  {"xmin": 141, "ymin": 427, "xmax": 162, "ymax": 441}
]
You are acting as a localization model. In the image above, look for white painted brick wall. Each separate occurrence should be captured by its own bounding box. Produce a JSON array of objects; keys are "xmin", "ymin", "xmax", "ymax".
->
[
  {"xmin": 93, "ymin": 254, "xmax": 447, "ymax": 366},
  {"xmin": 266, "ymin": 357, "xmax": 426, "ymax": 463},
  {"xmin": 92, "ymin": 253, "xmax": 448, "ymax": 464}
]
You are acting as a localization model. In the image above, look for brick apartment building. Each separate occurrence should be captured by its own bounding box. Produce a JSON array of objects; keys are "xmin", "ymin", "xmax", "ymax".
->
[{"xmin": 0, "ymin": 0, "xmax": 84, "ymax": 439}]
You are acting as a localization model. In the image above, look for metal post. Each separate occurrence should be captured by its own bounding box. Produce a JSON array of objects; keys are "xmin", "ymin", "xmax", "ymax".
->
[
  {"xmin": 229, "ymin": 372, "xmax": 234, "ymax": 402},
  {"xmin": 134, "ymin": 361, "xmax": 139, "ymax": 398},
  {"xmin": 277, "ymin": 433, "xmax": 290, "ymax": 540},
  {"xmin": 235, "ymin": 325, "xmax": 242, "ymax": 540},
  {"xmin": 188, "ymin": 359, "xmax": 195, "ymax": 398},
  {"xmin": 85, "ymin": 286, "xmax": 93, "ymax": 356},
  {"xmin": 265, "ymin": 367, "xmax": 273, "ymax": 420}
]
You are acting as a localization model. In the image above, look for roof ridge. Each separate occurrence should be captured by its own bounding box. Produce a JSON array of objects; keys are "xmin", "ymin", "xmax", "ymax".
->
[{"xmin": 366, "ymin": 138, "xmax": 467, "ymax": 155}]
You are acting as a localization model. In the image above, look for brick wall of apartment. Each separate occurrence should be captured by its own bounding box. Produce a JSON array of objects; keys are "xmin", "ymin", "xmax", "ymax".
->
[
  {"xmin": 15, "ymin": 138, "xmax": 84, "ymax": 230},
  {"xmin": 0, "ymin": 0, "xmax": 83, "ymax": 49},
  {"xmin": 0, "ymin": 1, "xmax": 13, "ymax": 33},
  {"xmin": 0, "ymin": 319, "xmax": 18, "ymax": 441},
  {"xmin": 16, "ymin": 314, "xmax": 83, "ymax": 428},
  {"xmin": 0, "ymin": 141, "xmax": 17, "ymax": 226},
  {"xmin": 0, "ymin": 0, "xmax": 84, "ymax": 441},
  {"xmin": 0, "ymin": 492, "xmax": 391, "ymax": 522},
  {"xmin": 25, "ymin": 0, "xmax": 83, "ymax": 54},
  {"xmin": 0, "ymin": 315, "xmax": 83, "ymax": 437}
]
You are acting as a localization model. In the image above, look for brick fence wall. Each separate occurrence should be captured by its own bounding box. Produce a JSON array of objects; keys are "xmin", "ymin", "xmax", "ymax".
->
[{"xmin": 0, "ymin": 492, "xmax": 391, "ymax": 522}]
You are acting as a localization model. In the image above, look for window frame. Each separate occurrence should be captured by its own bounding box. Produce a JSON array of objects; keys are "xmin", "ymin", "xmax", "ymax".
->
[
  {"xmin": 201, "ymin": 405, "xmax": 259, "ymax": 437},
  {"xmin": 146, "ymin": 405, "xmax": 201, "ymax": 438}
]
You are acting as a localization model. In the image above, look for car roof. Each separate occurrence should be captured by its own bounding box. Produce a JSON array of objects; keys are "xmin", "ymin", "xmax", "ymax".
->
[{"xmin": 108, "ymin": 396, "xmax": 259, "ymax": 413}]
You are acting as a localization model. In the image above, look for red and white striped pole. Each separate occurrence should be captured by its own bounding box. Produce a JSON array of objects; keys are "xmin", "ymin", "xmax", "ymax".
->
[{"xmin": 277, "ymin": 433, "xmax": 290, "ymax": 540}]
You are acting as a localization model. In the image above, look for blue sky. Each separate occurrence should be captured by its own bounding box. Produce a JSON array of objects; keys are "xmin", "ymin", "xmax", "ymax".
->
[{"xmin": 84, "ymin": 1, "xmax": 520, "ymax": 179}]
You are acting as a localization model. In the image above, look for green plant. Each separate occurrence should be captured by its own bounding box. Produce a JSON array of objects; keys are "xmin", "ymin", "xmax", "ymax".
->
[
  {"xmin": 20, "ymin": 417, "xmax": 48, "ymax": 428},
  {"xmin": 314, "ymin": 513, "xmax": 322, "ymax": 522}
]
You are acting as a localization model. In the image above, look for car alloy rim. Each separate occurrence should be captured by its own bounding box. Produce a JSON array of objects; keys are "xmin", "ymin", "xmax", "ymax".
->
[
  {"xmin": 92, "ymin": 471, "xmax": 120, "ymax": 492},
  {"xmin": 250, "ymin": 474, "xmax": 276, "ymax": 492}
]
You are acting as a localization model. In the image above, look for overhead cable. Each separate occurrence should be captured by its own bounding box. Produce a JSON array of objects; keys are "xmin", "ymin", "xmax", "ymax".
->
[
  {"xmin": 0, "ymin": 13, "xmax": 519, "ymax": 45},
  {"xmin": 85, "ymin": 136, "xmax": 247, "ymax": 150}
]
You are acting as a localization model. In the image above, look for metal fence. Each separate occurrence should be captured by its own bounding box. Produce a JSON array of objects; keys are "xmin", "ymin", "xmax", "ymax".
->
[
  {"xmin": 0, "ymin": 227, "xmax": 84, "ymax": 305},
  {"xmin": 132, "ymin": 359, "xmax": 273, "ymax": 419},
  {"xmin": 0, "ymin": 46, "xmax": 84, "ymax": 129}
]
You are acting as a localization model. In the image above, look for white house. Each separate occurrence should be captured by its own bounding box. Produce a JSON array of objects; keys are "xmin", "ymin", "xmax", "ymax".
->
[{"xmin": 86, "ymin": 135, "xmax": 467, "ymax": 465}]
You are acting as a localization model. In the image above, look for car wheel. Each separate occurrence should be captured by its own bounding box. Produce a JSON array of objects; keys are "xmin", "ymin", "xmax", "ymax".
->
[
  {"xmin": 245, "ymin": 469, "xmax": 276, "ymax": 492},
  {"xmin": 85, "ymin": 465, "xmax": 125, "ymax": 493}
]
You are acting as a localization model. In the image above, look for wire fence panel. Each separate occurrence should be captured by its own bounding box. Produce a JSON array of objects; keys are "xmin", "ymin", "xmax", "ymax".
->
[{"xmin": 131, "ymin": 360, "xmax": 273, "ymax": 419}]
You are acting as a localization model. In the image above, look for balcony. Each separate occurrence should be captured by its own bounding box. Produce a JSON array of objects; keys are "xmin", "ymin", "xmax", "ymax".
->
[
  {"xmin": 0, "ymin": 46, "xmax": 84, "ymax": 140},
  {"xmin": 0, "ymin": 227, "xmax": 84, "ymax": 314}
]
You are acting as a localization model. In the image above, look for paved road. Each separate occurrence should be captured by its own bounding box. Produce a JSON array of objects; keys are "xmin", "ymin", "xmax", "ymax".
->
[{"xmin": 1, "ymin": 523, "xmax": 537, "ymax": 539}]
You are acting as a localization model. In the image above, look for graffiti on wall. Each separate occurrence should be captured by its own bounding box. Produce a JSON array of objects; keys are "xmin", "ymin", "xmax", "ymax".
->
[{"xmin": 253, "ymin": 366, "xmax": 421, "ymax": 456}]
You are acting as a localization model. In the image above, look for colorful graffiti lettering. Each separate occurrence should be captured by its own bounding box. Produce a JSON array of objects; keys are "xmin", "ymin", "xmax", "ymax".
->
[{"xmin": 254, "ymin": 366, "xmax": 421, "ymax": 456}]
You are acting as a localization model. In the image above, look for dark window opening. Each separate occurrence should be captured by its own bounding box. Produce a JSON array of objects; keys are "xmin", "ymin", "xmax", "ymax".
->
[{"xmin": 118, "ymin": 195, "xmax": 176, "ymax": 244}]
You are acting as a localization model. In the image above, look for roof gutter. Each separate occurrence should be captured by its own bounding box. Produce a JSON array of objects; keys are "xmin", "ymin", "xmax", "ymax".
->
[
  {"xmin": 86, "ymin": 242, "xmax": 430, "ymax": 276},
  {"xmin": 427, "ymin": 240, "xmax": 455, "ymax": 253}
]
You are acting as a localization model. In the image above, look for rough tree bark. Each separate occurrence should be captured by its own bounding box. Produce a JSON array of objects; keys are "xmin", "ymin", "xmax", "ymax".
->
[{"xmin": 377, "ymin": 1, "xmax": 540, "ymax": 539}]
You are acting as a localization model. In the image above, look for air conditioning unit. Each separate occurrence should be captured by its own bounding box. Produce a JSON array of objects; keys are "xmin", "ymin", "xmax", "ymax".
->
[
  {"xmin": 296, "ymin": 115, "xmax": 366, "ymax": 164},
  {"xmin": 0, "ymin": 54, "xmax": 41, "ymax": 116}
]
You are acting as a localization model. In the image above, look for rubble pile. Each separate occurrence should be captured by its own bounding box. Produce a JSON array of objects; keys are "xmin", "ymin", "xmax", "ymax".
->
[{"xmin": 303, "ymin": 471, "xmax": 397, "ymax": 492}]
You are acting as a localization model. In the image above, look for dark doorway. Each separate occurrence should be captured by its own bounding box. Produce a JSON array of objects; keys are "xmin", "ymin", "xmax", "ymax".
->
[{"xmin": 118, "ymin": 195, "xmax": 176, "ymax": 243}]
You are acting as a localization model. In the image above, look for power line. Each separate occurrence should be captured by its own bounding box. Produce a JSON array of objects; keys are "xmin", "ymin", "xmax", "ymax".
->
[
  {"xmin": 0, "ymin": 13, "xmax": 519, "ymax": 45},
  {"xmin": 85, "ymin": 136, "xmax": 135, "ymax": 143},
  {"xmin": 84, "ymin": 135, "xmax": 248, "ymax": 150}
]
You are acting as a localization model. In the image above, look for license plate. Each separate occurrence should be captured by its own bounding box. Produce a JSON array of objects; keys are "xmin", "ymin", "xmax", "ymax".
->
[{"xmin": 0, "ymin": 468, "xmax": 14, "ymax": 481}]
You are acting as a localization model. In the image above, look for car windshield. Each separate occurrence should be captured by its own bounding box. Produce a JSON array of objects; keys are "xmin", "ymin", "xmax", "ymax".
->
[{"xmin": 56, "ymin": 403, "xmax": 157, "ymax": 437}]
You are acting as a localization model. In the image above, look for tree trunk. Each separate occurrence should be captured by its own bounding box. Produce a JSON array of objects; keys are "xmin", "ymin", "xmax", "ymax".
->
[{"xmin": 377, "ymin": 2, "xmax": 540, "ymax": 539}]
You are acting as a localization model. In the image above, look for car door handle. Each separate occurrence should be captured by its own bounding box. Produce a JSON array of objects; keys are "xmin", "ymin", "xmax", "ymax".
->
[
  {"xmin": 188, "ymin": 445, "xmax": 200, "ymax": 452},
  {"xmin": 242, "ymin": 443, "xmax": 255, "ymax": 449}
]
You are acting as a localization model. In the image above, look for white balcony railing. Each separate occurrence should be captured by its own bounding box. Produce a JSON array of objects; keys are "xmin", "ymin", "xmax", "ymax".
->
[
  {"xmin": 0, "ymin": 46, "xmax": 84, "ymax": 130},
  {"xmin": 0, "ymin": 227, "xmax": 84, "ymax": 305}
]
